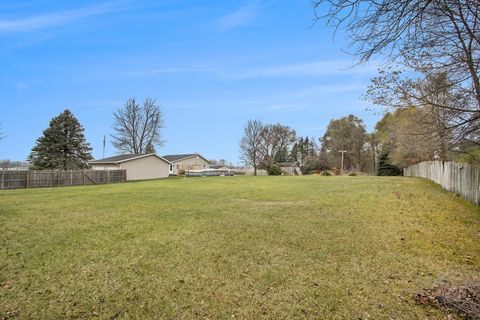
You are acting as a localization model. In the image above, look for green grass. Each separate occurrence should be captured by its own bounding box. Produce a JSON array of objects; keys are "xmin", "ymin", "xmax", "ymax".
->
[{"xmin": 0, "ymin": 176, "xmax": 479, "ymax": 319}]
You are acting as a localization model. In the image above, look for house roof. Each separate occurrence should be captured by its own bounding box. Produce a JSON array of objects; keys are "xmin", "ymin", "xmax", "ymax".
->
[
  {"xmin": 163, "ymin": 153, "xmax": 211, "ymax": 164},
  {"xmin": 91, "ymin": 153, "xmax": 172, "ymax": 165}
]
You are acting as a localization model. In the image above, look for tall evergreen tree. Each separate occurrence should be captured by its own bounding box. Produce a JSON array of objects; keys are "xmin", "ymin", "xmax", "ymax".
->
[
  {"xmin": 289, "ymin": 141, "xmax": 299, "ymax": 163},
  {"xmin": 377, "ymin": 152, "xmax": 402, "ymax": 176},
  {"xmin": 274, "ymin": 146, "xmax": 288, "ymax": 163},
  {"xmin": 28, "ymin": 109, "xmax": 93, "ymax": 170}
]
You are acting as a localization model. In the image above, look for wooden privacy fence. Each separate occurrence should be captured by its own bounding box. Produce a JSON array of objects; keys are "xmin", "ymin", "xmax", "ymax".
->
[
  {"xmin": 0, "ymin": 169, "xmax": 126, "ymax": 190},
  {"xmin": 403, "ymin": 161, "xmax": 480, "ymax": 204}
]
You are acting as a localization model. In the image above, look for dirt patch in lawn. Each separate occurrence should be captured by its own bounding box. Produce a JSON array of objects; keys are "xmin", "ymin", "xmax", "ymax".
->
[{"xmin": 413, "ymin": 283, "xmax": 480, "ymax": 319}]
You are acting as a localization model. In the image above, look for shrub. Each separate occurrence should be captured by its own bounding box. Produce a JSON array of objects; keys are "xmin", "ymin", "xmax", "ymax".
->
[
  {"xmin": 178, "ymin": 169, "xmax": 186, "ymax": 176},
  {"xmin": 348, "ymin": 172, "xmax": 357, "ymax": 176},
  {"xmin": 320, "ymin": 171, "xmax": 332, "ymax": 176},
  {"xmin": 333, "ymin": 168, "xmax": 342, "ymax": 176},
  {"xmin": 268, "ymin": 164, "xmax": 282, "ymax": 176}
]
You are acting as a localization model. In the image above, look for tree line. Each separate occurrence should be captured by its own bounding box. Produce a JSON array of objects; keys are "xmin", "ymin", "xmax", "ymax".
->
[
  {"xmin": 240, "ymin": 108, "xmax": 479, "ymax": 176},
  {"xmin": 239, "ymin": 115, "xmax": 366, "ymax": 175}
]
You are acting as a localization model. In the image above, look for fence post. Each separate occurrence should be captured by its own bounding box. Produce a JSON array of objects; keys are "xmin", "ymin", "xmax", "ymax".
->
[
  {"xmin": 1, "ymin": 170, "xmax": 4, "ymax": 189},
  {"xmin": 26, "ymin": 171, "xmax": 29, "ymax": 188}
]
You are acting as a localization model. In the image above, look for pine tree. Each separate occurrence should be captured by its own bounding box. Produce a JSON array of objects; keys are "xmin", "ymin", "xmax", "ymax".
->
[
  {"xmin": 274, "ymin": 146, "xmax": 288, "ymax": 163},
  {"xmin": 377, "ymin": 152, "xmax": 402, "ymax": 176},
  {"xmin": 289, "ymin": 142, "xmax": 297, "ymax": 163},
  {"xmin": 28, "ymin": 109, "xmax": 93, "ymax": 170}
]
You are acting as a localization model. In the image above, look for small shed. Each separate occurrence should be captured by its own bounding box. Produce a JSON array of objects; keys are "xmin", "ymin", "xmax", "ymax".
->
[
  {"xmin": 90, "ymin": 153, "xmax": 172, "ymax": 181},
  {"xmin": 277, "ymin": 162, "xmax": 302, "ymax": 176}
]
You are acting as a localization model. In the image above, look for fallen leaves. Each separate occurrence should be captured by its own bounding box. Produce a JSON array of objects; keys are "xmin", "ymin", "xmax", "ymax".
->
[{"xmin": 413, "ymin": 283, "xmax": 480, "ymax": 319}]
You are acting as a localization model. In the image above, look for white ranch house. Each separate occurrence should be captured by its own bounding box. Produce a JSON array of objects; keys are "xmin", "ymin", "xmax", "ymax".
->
[{"xmin": 90, "ymin": 154, "xmax": 172, "ymax": 181}]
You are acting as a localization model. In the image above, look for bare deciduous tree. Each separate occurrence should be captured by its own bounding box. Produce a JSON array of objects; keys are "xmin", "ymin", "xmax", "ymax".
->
[
  {"xmin": 364, "ymin": 133, "xmax": 380, "ymax": 174},
  {"xmin": 368, "ymin": 70, "xmax": 470, "ymax": 148},
  {"xmin": 314, "ymin": 0, "xmax": 480, "ymax": 145},
  {"xmin": 374, "ymin": 89, "xmax": 460, "ymax": 168},
  {"xmin": 111, "ymin": 98, "xmax": 165, "ymax": 154},
  {"xmin": 239, "ymin": 119, "xmax": 264, "ymax": 176},
  {"xmin": 258, "ymin": 123, "xmax": 296, "ymax": 168}
]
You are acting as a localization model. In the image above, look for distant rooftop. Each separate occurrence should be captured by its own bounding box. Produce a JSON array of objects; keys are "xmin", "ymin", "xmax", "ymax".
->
[
  {"xmin": 163, "ymin": 153, "xmax": 202, "ymax": 162},
  {"xmin": 91, "ymin": 154, "xmax": 153, "ymax": 164}
]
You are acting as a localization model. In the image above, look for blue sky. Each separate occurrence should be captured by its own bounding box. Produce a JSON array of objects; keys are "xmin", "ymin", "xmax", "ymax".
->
[{"xmin": 0, "ymin": 0, "xmax": 381, "ymax": 164}]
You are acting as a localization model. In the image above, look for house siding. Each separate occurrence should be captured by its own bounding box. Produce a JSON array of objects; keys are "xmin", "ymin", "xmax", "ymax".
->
[
  {"xmin": 91, "ymin": 155, "xmax": 170, "ymax": 181},
  {"xmin": 119, "ymin": 156, "xmax": 170, "ymax": 180},
  {"xmin": 91, "ymin": 164, "xmax": 120, "ymax": 170},
  {"xmin": 171, "ymin": 156, "xmax": 210, "ymax": 175}
]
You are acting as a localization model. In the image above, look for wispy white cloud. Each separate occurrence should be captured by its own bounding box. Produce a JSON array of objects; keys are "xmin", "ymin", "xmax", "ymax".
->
[
  {"xmin": 106, "ymin": 57, "xmax": 378, "ymax": 80},
  {"xmin": 215, "ymin": 1, "xmax": 261, "ymax": 31},
  {"xmin": 121, "ymin": 65, "xmax": 215, "ymax": 76},
  {"xmin": 0, "ymin": 2, "xmax": 123, "ymax": 33},
  {"xmin": 204, "ymin": 82, "xmax": 367, "ymax": 115},
  {"xmin": 229, "ymin": 60, "xmax": 380, "ymax": 79},
  {"xmin": 283, "ymin": 83, "xmax": 366, "ymax": 99}
]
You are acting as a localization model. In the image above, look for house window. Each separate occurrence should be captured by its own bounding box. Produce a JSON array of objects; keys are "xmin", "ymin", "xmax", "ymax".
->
[{"xmin": 169, "ymin": 164, "xmax": 173, "ymax": 172}]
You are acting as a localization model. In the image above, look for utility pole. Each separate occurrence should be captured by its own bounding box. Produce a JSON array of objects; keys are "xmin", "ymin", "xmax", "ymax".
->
[
  {"xmin": 102, "ymin": 135, "xmax": 106, "ymax": 159},
  {"xmin": 339, "ymin": 150, "xmax": 347, "ymax": 174}
]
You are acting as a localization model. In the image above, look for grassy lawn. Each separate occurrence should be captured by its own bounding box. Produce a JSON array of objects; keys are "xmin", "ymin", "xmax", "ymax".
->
[{"xmin": 1, "ymin": 176, "xmax": 479, "ymax": 319}]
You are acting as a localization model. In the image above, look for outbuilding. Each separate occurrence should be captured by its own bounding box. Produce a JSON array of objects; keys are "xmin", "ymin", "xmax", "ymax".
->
[
  {"xmin": 90, "ymin": 153, "xmax": 172, "ymax": 181},
  {"xmin": 277, "ymin": 162, "xmax": 302, "ymax": 176}
]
